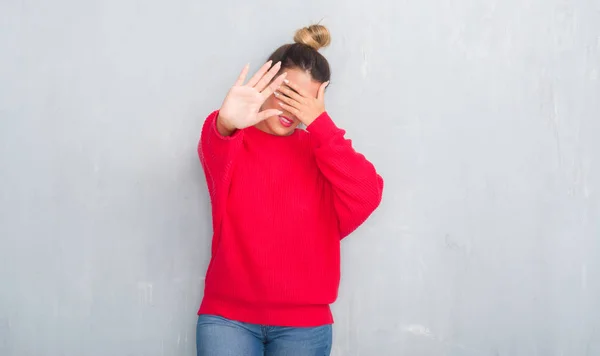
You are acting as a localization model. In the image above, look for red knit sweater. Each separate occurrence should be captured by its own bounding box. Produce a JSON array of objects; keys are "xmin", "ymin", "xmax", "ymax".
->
[{"xmin": 197, "ymin": 110, "xmax": 383, "ymax": 327}]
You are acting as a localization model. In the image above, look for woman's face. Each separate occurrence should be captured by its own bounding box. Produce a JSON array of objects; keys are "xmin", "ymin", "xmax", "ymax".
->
[{"xmin": 255, "ymin": 67, "xmax": 322, "ymax": 136}]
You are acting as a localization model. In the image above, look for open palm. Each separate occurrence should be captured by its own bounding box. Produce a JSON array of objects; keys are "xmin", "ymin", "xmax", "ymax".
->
[{"xmin": 218, "ymin": 61, "xmax": 287, "ymax": 131}]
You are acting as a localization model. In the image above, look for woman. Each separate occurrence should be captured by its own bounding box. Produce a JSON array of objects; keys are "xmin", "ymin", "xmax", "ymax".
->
[{"xmin": 196, "ymin": 24, "xmax": 383, "ymax": 356}]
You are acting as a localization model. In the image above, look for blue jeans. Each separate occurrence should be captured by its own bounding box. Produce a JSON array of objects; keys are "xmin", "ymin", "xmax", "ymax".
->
[{"xmin": 196, "ymin": 314, "xmax": 332, "ymax": 356}]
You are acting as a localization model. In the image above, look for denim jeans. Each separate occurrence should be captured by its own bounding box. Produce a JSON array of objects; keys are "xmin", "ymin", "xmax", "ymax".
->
[{"xmin": 196, "ymin": 314, "xmax": 332, "ymax": 356}]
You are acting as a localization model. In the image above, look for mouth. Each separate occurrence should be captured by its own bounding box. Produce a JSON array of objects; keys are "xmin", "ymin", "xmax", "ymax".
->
[{"xmin": 278, "ymin": 115, "xmax": 294, "ymax": 128}]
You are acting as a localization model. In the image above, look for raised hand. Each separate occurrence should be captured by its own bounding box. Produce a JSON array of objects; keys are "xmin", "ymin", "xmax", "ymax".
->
[
  {"xmin": 217, "ymin": 61, "xmax": 287, "ymax": 136},
  {"xmin": 274, "ymin": 80, "xmax": 329, "ymax": 126}
]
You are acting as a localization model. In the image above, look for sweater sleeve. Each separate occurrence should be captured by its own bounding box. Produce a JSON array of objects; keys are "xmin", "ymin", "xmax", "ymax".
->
[
  {"xmin": 198, "ymin": 110, "xmax": 244, "ymax": 243},
  {"xmin": 307, "ymin": 112, "xmax": 384, "ymax": 239}
]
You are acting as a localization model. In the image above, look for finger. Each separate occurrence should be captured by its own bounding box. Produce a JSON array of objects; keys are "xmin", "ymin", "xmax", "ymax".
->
[
  {"xmin": 278, "ymin": 85, "xmax": 305, "ymax": 103},
  {"xmin": 256, "ymin": 109, "xmax": 283, "ymax": 122},
  {"xmin": 317, "ymin": 81, "xmax": 329, "ymax": 101},
  {"xmin": 234, "ymin": 63, "xmax": 250, "ymax": 86},
  {"xmin": 245, "ymin": 61, "xmax": 273, "ymax": 88},
  {"xmin": 278, "ymin": 102, "xmax": 300, "ymax": 116},
  {"xmin": 285, "ymin": 80, "xmax": 310, "ymax": 98},
  {"xmin": 274, "ymin": 90, "xmax": 302, "ymax": 109},
  {"xmin": 260, "ymin": 72, "xmax": 287, "ymax": 99},
  {"xmin": 254, "ymin": 62, "xmax": 282, "ymax": 92}
]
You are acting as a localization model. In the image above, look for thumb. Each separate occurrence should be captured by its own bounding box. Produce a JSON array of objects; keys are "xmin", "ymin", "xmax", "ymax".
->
[
  {"xmin": 256, "ymin": 109, "xmax": 283, "ymax": 122},
  {"xmin": 317, "ymin": 81, "xmax": 329, "ymax": 101}
]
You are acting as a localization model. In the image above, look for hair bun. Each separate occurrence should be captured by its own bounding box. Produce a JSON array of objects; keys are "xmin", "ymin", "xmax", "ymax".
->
[{"xmin": 293, "ymin": 24, "xmax": 331, "ymax": 51}]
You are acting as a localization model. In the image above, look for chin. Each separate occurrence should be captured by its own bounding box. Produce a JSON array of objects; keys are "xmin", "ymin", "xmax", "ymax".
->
[{"xmin": 266, "ymin": 116, "xmax": 298, "ymax": 136}]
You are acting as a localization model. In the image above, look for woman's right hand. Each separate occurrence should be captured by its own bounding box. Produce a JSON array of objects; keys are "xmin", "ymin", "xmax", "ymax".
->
[{"xmin": 217, "ymin": 61, "xmax": 287, "ymax": 136}]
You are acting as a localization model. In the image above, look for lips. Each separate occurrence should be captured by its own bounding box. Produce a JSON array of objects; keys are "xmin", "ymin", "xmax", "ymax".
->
[{"xmin": 279, "ymin": 115, "xmax": 293, "ymax": 128}]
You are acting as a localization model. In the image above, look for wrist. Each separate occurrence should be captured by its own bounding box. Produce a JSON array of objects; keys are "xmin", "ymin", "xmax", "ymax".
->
[
  {"xmin": 306, "ymin": 112, "xmax": 336, "ymax": 136},
  {"xmin": 303, "ymin": 110, "xmax": 325, "ymax": 126},
  {"xmin": 216, "ymin": 113, "xmax": 236, "ymax": 136}
]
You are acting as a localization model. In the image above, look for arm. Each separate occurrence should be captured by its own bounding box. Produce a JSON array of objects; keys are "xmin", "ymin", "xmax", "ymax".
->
[
  {"xmin": 198, "ymin": 61, "xmax": 287, "ymax": 237},
  {"xmin": 198, "ymin": 110, "xmax": 244, "ymax": 237},
  {"xmin": 307, "ymin": 112, "xmax": 384, "ymax": 239}
]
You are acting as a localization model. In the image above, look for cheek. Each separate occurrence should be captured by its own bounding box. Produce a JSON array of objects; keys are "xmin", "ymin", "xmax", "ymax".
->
[
  {"xmin": 261, "ymin": 95, "xmax": 297, "ymax": 126},
  {"xmin": 262, "ymin": 95, "xmax": 278, "ymax": 110}
]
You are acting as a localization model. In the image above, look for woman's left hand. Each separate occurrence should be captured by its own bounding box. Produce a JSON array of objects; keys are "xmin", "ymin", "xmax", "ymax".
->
[{"xmin": 275, "ymin": 80, "xmax": 329, "ymax": 126}]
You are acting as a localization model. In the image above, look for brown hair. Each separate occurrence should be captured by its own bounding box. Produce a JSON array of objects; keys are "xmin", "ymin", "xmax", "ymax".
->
[{"xmin": 267, "ymin": 25, "xmax": 331, "ymax": 83}]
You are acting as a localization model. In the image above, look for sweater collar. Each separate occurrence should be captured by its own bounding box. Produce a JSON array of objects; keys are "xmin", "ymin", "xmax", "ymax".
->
[{"xmin": 245, "ymin": 125, "xmax": 300, "ymax": 140}]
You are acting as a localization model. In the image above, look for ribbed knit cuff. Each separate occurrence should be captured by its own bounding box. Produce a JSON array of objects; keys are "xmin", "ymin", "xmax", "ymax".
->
[
  {"xmin": 305, "ymin": 112, "xmax": 340, "ymax": 147},
  {"xmin": 211, "ymin": 110, "xmax": 242, "ymax": 141}
]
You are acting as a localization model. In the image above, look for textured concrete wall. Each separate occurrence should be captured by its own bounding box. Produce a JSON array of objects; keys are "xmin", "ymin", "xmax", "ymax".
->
[{"xmin": 1, "ymin": 0, "xmax": 599, "ymax": 355}]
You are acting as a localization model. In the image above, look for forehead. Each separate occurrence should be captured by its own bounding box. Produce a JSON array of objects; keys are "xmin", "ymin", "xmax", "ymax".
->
[{"xmin": 284, "ymin": 67, "xmax": 321, "ymax": 98}]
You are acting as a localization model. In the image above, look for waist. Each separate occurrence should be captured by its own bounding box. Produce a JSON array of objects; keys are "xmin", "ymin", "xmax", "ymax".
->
[{"xmin": 198, "ymin": 296, "xmax": 334, "ymax": 327}]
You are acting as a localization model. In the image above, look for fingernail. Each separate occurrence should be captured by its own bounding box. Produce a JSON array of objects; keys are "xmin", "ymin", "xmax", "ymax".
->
[
  {"xmin": 277, "ymin": 110, "xmax": 283, "ymax": 115},
  {"xmin": 274, "ymin": 92, "xmax": 279, "ymax": 96},
  {"xmin": 284, "ymin": 79, "xmax": 289, "ymax": 83}
]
